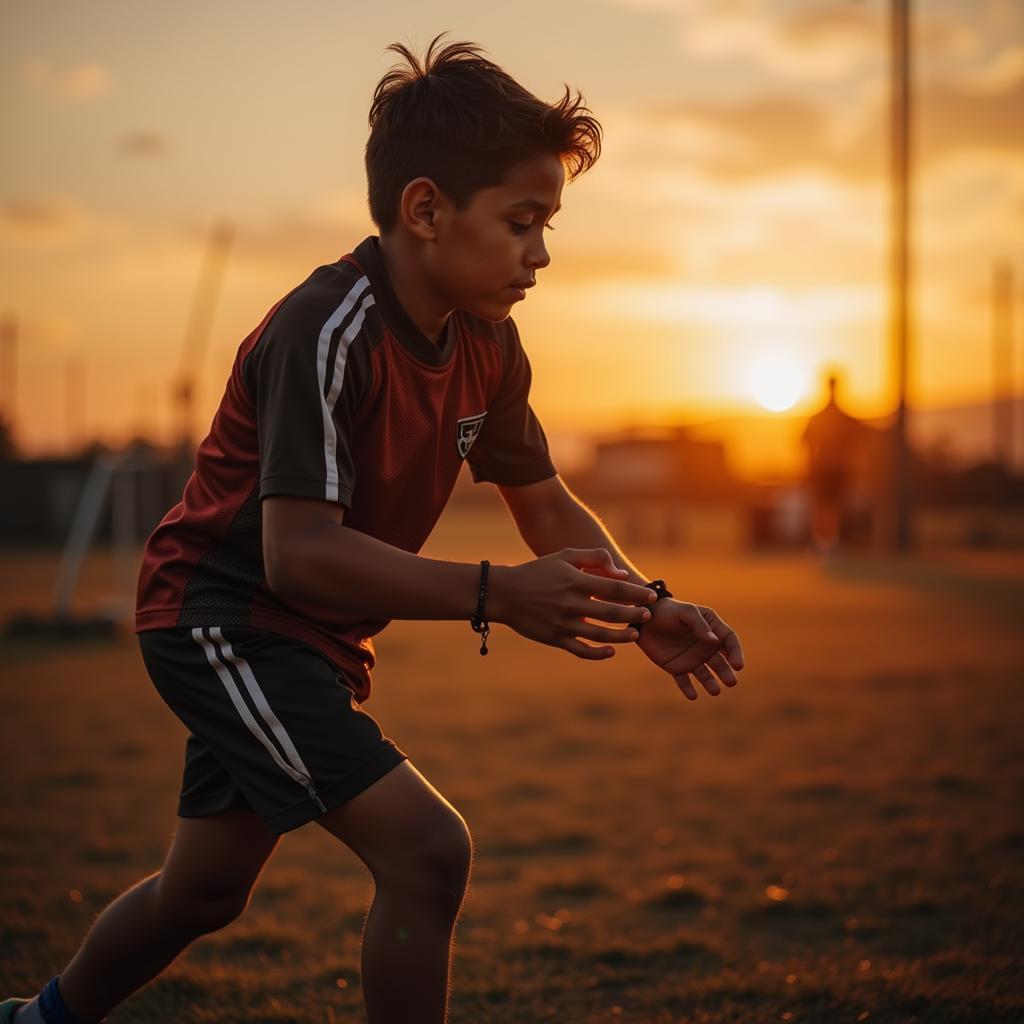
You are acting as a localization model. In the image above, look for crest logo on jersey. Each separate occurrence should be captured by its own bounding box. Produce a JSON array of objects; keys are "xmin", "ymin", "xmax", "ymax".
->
[{"xmin": 456, "ymin": 411, "xmax": 487, "ymax": 459}]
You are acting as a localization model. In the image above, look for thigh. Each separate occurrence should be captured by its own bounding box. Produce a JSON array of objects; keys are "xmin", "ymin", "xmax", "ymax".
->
[
  {"xmin": 177, "ymin": 731, "xmax": 255, "ymax": 819},
  {"xmin": 316, "ymin": 759, "xmax": 471, "ymax": 882},
  {"xmin": 159, "ymin": 808, "xmax": 281, "ymax": 903}
]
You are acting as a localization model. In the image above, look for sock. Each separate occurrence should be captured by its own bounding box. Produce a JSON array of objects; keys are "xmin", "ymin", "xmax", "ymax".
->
[
  {"xmin": 12, "ymin": 995, "xmax": 44, "ymax": 1023},
  {"xmin": 15, "ymin": 976, "xmax": 93, "ymax": 1024}
]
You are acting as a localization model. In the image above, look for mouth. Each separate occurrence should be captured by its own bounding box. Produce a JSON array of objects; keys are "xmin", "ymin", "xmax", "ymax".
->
[{"xmin": 508, "ymin": 280, "xmax": 535, "ymax": 300}]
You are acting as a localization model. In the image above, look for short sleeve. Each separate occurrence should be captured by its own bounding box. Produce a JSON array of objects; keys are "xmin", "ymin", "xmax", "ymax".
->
[
  {"xmin": 466, "ymin": 320, "xmax": 557, "ymax": 486},
  {"xmin": 244, "ymin": 292, "xmax": 370, "ymax": 508}
]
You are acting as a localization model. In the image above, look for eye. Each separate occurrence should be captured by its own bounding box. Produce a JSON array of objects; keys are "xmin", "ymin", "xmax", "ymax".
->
[{"xmin": 509, "ymin": 220, "xmax": 556, "ymax": 235}]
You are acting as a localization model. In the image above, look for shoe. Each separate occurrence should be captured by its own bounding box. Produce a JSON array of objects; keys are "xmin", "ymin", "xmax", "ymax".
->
[{"xmin": 0, "ymin": 999, "xmax": 29, "ymax": 1023}]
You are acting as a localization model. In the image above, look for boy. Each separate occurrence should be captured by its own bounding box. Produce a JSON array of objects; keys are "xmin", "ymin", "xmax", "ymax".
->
[{"xmin": 2, "ymin": 32, "xmax": 743, "ymax": 1024}]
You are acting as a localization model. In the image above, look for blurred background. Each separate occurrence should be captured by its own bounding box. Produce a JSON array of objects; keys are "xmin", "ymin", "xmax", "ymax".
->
[
  {"xmin": 1, "ymin": 3, "xmax": 1022, "ymax": 1022},
  {"xmin": 1, "ymin": 0, "xmax": 1022, "ymax": 562}
]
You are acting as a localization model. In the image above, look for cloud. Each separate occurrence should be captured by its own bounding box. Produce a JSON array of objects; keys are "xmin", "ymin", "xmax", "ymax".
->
[
  {"xmin": 117, "ymin": 132, "xmax": 170, "ymax": 158},
  {"xmin": 603, "ymin": 0, "xmax": 982, "ymax": 82},
  {"xmin": 200, "ymin": 189, "xmax": 377, "ymax": 272},
  {"xmin": 953, "ymin": 45, "xmax": 1024, "ymax": 95},
  {"xmin": 687, "ymin": 2, "xmax": 880, "ymax": 80},
  {"xmin": 564, "ymin": 83, "xmax": 1021, "ymax": 296},
  {"xmin": 21, "ymin": 58, "xmax": 112, "ymax": 99},
  {"xmin": 602, "ymin": 0, "xmax": 877, "ymax": 79},
  {"xmin": 0, "ymin": 195, "xmax": 87, "ymax": 244},
  {"xmin": 546, "ymin": 240, "xmax": 680, "ymax": 285},
  {"xmin": 638, "ymin": 58, "xmax": 1023, "ymax": 186},
  {"xmin": 918, "ymin": 72, "xmax": 1024, "ymax": 164},
  {"xmin": 581, "ymin": 280, "xmax": 880, "ymax": 332},
  {"xmin": 203, "ymin": 211, "xmax": 368, "ymax": 273},
  {"xmin": 647, "ymin": 94, "xmax": 855, "ymax": 181},
  {"xmin": 0, "ymin": 195, "xmax": 127, "ymax": 247}
]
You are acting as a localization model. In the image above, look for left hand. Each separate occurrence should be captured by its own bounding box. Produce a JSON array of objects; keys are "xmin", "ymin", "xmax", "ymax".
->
[{"xmin": 635, "ymin": 598, "xmax": 745, "ymax": 700}]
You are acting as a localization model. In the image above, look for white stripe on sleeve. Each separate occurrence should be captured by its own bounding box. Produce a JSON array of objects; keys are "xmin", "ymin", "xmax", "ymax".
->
[{"xmin": 315, "ymin": 278, "xmax": 375, "ymax": 502}]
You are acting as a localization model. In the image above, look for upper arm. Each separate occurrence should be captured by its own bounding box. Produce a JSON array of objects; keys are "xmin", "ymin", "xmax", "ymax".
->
[
  {"xmin": 262, "ymin": 495, "xmax": 345, "ymax": 595},
  {"xmin": 465, "ymin": 319, "xmax": 557, "ymax": 487},
  {"xmin": 244, "ymin": 283, "xmax": 372, "ymax": 509},
  {"xmin": 496, "ymin": 473, "xmax": 575, "ymax": 535}
]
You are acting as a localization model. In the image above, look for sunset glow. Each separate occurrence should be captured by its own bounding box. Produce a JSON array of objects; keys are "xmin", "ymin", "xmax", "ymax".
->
[
  {"xmin": 748, "ymin": 352, "xmax": 806, "ymax": 412},
  {"xmin": 0, "ymin": 1, "xmax": 1020, "ymax": 480}
]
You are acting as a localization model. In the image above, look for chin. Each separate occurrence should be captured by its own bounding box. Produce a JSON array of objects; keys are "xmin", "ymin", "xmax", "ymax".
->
[{"xmin": 464, "ymin": 298, "xmax": 516, "ymax": 322}]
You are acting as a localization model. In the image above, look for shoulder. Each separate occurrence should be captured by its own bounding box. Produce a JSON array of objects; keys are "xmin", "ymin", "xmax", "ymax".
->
[
  {"xmin": 243, "ymin": 262, "xmax": 380, "ymax": 381},
  {"xmin": 249, "ymin": 264, "xmax": 382, "ymax": 360},
  {"xmin": 270, "ymin": 261, "xmax": 375, "ymax": 341}
]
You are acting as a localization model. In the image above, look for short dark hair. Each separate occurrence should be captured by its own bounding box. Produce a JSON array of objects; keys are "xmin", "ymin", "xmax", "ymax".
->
[{"xmin": 365, "ymin": 31, "xmax": 603, "ymax": 234}]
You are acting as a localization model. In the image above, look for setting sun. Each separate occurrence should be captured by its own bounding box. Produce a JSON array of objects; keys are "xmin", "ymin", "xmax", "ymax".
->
[{"xmin": 747, "ymin": 352, "xmax": 806, "ymax": 412}]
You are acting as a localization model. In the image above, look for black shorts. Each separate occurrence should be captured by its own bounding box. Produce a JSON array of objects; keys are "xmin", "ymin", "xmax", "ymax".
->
[{"xmin": 138, "ymin": 625, "xmax": 408, "ymax": 836}]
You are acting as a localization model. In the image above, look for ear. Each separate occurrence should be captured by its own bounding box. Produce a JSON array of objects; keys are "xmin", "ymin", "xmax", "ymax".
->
[{"xmin": 400, "ymin": 177, "xmax": 442, "ymax": 240}]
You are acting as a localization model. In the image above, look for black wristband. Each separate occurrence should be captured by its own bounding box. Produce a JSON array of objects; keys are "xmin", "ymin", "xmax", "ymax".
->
[
  {"xmin": 469, "ymin": 559, "xmax": 491, "ymax": 655},
  {"xmin": 633, "ymin": 578, "xmax": 673, "ymax": 636}
]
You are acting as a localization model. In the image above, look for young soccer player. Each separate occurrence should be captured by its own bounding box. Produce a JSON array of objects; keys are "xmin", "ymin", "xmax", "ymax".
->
[{"xmin": 2, "ymin": 32, "xmax": 744, "ymax": 1024}]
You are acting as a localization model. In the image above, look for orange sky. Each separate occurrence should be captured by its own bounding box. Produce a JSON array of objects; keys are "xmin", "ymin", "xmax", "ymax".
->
[{"xmin": 1, "ymin": 0, "xmax": 1021, "ymax": 479}]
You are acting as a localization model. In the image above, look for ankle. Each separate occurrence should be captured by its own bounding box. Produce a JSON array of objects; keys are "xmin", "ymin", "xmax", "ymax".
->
[{"xmin": 34, "ymin": 976, "xmax": 96, "ymax": 1024}]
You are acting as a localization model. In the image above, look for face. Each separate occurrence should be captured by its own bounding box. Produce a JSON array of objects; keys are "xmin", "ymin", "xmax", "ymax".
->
[{"xmin": 427, "ymin": 152, "xmax": 564, "ymax": 321}]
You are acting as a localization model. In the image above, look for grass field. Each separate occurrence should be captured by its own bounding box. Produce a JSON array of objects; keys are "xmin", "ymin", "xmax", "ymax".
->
[{"xmin": 1, "ymin": 502, "xmax": 1022, "ymax": 1023}]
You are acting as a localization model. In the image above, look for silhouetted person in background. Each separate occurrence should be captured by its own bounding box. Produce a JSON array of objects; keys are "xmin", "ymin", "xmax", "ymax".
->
[{"xmin": 800, "ymin": 373, "xmax": 869, "ymax": 555}]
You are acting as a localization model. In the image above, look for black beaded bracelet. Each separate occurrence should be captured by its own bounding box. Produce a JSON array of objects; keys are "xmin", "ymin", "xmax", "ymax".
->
[
  {"xmin": 632, "ymin": 578, "xmax": 673, "ymax": 636},
  {"xmin": 469, "ymin": 559, "xmax": 491, "ymax": 655}
]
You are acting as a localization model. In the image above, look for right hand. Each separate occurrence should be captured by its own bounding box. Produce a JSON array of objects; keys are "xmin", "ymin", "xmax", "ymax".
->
[{"xmin": 488, "ymin": 547, "xmax": 659, "ymax": 660}]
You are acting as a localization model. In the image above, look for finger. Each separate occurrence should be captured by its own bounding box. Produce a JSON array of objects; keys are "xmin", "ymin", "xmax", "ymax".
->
[
  {"xmin": 562, "ymin": 547, "xmax": 628, "ymax": 578},
  {"xmin": 580, "ymin": 563, "xmax": 632, "ymax": 579},
  {"xmin": 579, "ymin": 573, "xmax": 659, "ymax": 606},
  {"xmin": 706, "ymin": 651, "xmax": 739, "ymax": 687},
  {"xmin": 717, "ymin": 627, "xmax": 745, "ymax": 670},
  {"xmin": 562, "ymin": 637, "xmax": 616, "ymax": 660},
  {"xmin": 704, "ymin": 611, "xmax": 744, "ymax": 670},
  {"xmin": 581, "ymin": 600, "xmax": 653, "ymax": 625},
  {"xmin": 576, "ymin": 622, "xmax": 640, "ymax": 644},
  {"xmin": 676, "ymin": 603, "xmax": 718, "ymax": 644},
  {"xmin": 676, "ymin": 673, "xmax": 699, "ymax": 700},
  {"xmin": 690, "ymin": 663, "xmax": 721, "ymax": 696}
]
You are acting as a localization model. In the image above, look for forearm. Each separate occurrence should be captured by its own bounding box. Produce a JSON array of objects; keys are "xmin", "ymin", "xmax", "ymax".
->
[
  {"xmin": 521, "ymin": 498, "xmax": 650, "ymax": 587},
  {"xmin": 273, "ymin": 521, "xmax": 502, "ymax": 621}
]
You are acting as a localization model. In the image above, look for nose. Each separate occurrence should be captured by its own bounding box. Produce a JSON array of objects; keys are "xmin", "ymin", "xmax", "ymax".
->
[{"xmin": 527, "ymin": 235, "xmax": 551, "ymax": 272}]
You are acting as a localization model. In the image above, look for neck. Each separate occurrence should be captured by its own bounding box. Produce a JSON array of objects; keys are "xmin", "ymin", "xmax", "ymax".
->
[{"xmin": 376, "ymin": 234, "xmax": 452, "ymax": 347}]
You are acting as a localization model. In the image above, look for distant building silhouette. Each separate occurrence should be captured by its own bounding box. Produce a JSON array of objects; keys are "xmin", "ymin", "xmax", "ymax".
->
[
  {"xmin": 799, "ymin": 373, "xmax": 873, "ymax": 553},
  {"xmin": 560, "ymin": 425, "xmax": 748, "ymax": 547}
]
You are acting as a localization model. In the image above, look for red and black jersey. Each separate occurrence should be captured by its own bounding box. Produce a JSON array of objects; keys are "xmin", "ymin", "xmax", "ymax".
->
[{"xmin": 135, "ymin": 234, "xmax": 557, "ymax": 704}]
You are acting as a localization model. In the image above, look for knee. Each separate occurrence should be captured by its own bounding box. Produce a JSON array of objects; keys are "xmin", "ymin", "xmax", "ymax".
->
[
  {"xmin": 155, "ymin": 873, "xmax": 252, "ymax": 935},
  {"xmin": 379, "ymin": 815, "xmax": 473, "ymax": 904}
]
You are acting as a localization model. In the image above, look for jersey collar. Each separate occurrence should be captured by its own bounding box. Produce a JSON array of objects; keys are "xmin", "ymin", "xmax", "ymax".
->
[{"xmin": 350, "ymin": 235, "xmax": 458, "ymax": 368}]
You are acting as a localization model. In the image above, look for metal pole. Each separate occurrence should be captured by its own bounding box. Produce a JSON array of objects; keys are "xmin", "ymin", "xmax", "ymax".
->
[
  {"xmin": 992, "ymin": 261, "xmax": 1014, "ymax": 469},
  {"xmin": 174, "ymin": 220, "xmax": 234, "ymax": 452},
  {"xmin": 0, "ymin": 312, "xmax": 15, "ymax": 426},
  {"xmin": 52, "ymin": 453, "xmax": 117, "ymax": 619},
  {"xmin": 65, "ymin": 354, "xmax": 86, "ymax": 454},
  {"xmin": 889, "ymin": 0, "xmax": 914, "ymax": 550}
]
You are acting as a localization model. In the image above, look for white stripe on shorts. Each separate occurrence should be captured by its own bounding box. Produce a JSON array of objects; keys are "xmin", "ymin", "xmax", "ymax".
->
[{"xmin": 191, "ymin": 626, "xmax": 314, "ymax": 789}]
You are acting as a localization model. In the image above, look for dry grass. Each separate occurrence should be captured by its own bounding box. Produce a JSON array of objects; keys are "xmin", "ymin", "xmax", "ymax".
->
[{"xmin": 1, "ymin": 502, "xmax": 1022, "ymax": 1022}]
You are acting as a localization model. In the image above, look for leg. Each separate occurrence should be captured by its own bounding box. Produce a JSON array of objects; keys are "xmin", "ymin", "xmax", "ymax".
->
[
  {"xmin": 317, "ymin": 760, "xmax": 473, "ymax": 1024},
  {"xmin": 54, "ymin": 809, "xmax": 280, "ymax": 1022}
]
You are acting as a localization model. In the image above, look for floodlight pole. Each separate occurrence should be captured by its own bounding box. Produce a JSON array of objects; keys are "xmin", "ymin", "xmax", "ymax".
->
[
  {"xmin": 992, "ymin": 261, "xmax": 1014, "ymax": 470},
  {"xmin": 0, "ymin": 312, "xmax": 15, "ymax": 426},
  {"xmin": 889, "ymin": 0, "xmax": 914, "ymax": 550}
]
